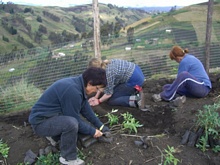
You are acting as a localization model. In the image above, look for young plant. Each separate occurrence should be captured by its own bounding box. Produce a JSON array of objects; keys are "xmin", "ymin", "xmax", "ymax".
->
[
  {"xmin": 196, "ymin": 104, "xmax": 220, "ymax": 152},
  {"xmin": 106, "ymin": 113, "xmax": 119, "ymax": 126},
  {"xmin": 121, "ymin": 112, "xmax": 143, "ymax": 134},
  {"xmin": 212, "ymin": 145, "xmax": 220, "ymax": 153},
  {"xmin": 35, "ymin": 152, "xmax": 59, "ymax": 165},
  {"xmin": 0, "ymin": 139, "xmax": 10, "ymax": 159},
  {"xmin": 0, "ymin": 139, "xmax": 10, "ymax": 165},
  {"xmin": 163, "ymin": 145, "xmax": 180, "ymax": 165},
  {"xmin": 77, "ymin": 148, "xmax": 87, "ymax": 160}
]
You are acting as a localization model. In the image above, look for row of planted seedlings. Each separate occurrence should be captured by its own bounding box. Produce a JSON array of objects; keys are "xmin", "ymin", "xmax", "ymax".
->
[{"xmin": 105, "ymin": 109, "xmax": 181, "ymax": 165}]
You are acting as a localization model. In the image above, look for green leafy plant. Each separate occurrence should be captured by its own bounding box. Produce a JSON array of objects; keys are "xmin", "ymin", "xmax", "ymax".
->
[
  {"xmin": 0, "ymin": 139, "xmax": 10, "ymax": 158},
  {"xmin": 212, "ymin": 145, "xmax": 220, "ymax": 153},
  {"xmin": 196, "ymin": 103, "xmax": 220, "ymax": 152},
  {"xmin": 77, "ymin": 148, "xmax": 87, "ymax": 160},
  {"xmin": 106, "ymin": 113, "xmax": 119, "ymax": 126},
  {"xmin": 35, "ymin": 152, "xmax": 59, "ymax": 165},
  {"xmin": 163, "ymin": 145, "xmax": 180, "ymax": 165},
  {"xmin": 121, "ymin": 112, "xmax": 143, "ymax": 134},
  {"xmin": 0, "ymin": 139, "xmax": 10, "ymax": 165}
]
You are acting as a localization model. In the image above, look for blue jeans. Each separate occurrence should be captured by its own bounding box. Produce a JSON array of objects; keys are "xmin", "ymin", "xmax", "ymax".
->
[
  {"xmin": 32, "ymin": 116, "xmax": 78, "ymax": 160},
  {"xmin": 108, "ymin": 65, "xmax": 145, "ymax": 107},
  {"xmin": 108, "ymin": 83, "xmax": 136, "ymax": 107},
  {"xmin": 160, "ymin": 71, "xmax": 211, "ymax": 101}
]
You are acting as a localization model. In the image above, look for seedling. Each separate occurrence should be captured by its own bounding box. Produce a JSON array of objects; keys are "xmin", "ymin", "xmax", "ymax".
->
[
  {"xmin": 196, "ymin": 104, "xmax": 220, "ymax": 152},
  {"xmin": 35, "ymin": 152, "xmax": 59, "ymax": 165},
  {"xmin": 0, "ymin": 139, "xmax": 10, "ymax": 165},
  {"xmin": 106, "ymin": 113, "xmax": 119, "ymax": 126},
  {"xmin": 121, "ymin": 112, "xmax": 143, "ymax": 134},
  {"xmin": 77, "ymin": 147, "xmax": 87, "ymax": 160},
  {"xmin": 163, "ymin": 145, "xmax": 180, "ymax": 165},
  {"xmin": 0, "ymin": 139, "xmax": 9, "ymax": 159}
]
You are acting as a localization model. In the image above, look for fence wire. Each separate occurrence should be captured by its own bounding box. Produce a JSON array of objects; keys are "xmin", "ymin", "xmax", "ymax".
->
[{"xmin": 0, "ymin": 20, "xmax": 220, "ymax": 113}]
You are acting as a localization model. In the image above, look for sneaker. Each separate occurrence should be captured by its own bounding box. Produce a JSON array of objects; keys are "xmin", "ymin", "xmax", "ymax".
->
[
  {"xmin": 46, "ymin": 137, "xmax": 58, "ymax": 146},
  {"xmin": 135, "ymin": 92, "xmax": 151, "ymax": 112},
  {"xmin": 172, "ymin": 96, "xmax": 186, "ymax": 107},
  {"xmin": 136, "ymin": 95, "xmax": 141, "ymax": 107},
  {"xmin": 59, "ymin": 157, "xmax": 85, "ymax": 165},
  {"xmin": 152, "ymin": 94, "xmax": 162, "ymax": 102}
]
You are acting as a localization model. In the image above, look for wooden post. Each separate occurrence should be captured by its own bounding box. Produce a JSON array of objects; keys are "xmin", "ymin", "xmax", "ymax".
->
[
  {"xmin": 93, "ymin": 0, "xmax": 101, "ymax": 59},
  {"xmin": 205, "ymin": 0, "xmax": 214, "ymax": 74}
]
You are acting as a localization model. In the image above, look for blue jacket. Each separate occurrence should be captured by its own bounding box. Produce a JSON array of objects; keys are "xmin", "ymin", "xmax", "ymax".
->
[
  {"xmin": 178, "ymin": 54, "xmax": 212, "ymax": 88},
  {"xmin": 29, "ymin": 75, "xmax": 103, "ymax": 136}
]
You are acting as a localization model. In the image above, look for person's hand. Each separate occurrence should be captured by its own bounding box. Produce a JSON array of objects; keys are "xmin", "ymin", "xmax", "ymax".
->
[
  {"xmin": 98, "ymin": 125, "xmax": 113, "ymax": 143},
  {"xmin": 93, "ymin": 129, "xmax": 103, "ymax": 138},
  {"xmin": 88, "ymin": 97, "xmax": 99, "ymax": 106},
  {"xmin": 101, "ymin": 125, "xmax": 110, "ymax": 132},
  {"xmin": 88, "ymin": 97, "xmax": 95, "ymax": 103}
]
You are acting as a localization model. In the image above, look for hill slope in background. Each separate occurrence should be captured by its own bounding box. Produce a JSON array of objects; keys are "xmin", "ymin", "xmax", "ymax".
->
[
  {"xmin": 0, "ymin": 2, "xmax": 220, "ymax": 55},
  {"xmin": 124, "ymin": 2, "xmax": 220, "ymax": 44},
  {"xmin": 0, "ymin": 3, "xmax": 150, "ymax": 54}
]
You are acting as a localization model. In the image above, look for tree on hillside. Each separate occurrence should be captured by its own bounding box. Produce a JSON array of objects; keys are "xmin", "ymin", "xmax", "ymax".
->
[
  {"xmin": 114, "ymin": 22, "xmax": 121, "ymax": 38},
  {"xmin": 36, "ymin": 16, "xmax": 42, "ymax": 22},
  {"xmin": 169, "ymin": 6, "xmax": 177, "ymax": 12},
  {"xmin": 127, "ymin": 27, "xmax": 134, "ymax": 44},
  {"xmin": 38, "ymin": 25, "xmax": 47, "ymax": 34},
  {"xmin": 34, "ymin": 31, "xmax": 42, "ymax": 44}
]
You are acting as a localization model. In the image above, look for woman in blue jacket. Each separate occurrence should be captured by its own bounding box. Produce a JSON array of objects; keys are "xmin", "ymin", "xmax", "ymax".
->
[
  {"xmin": 152, "ymin": 46, "xmax": 212, "ymax": 103},
  {"xmin": 29, "ymin": 67, "xmax": 109, "ymax": 165}
]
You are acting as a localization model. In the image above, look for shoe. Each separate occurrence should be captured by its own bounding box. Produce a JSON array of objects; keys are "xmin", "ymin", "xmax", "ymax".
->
[
  {"xmin": 59, "ymin": 157, "xmax": 85, "ymax": 165},
  {"xmin": 139, "ymin": 105, "xmax": 151, "ymax": 112},
  {"xmin": 172, "ymin": 96, "xmax": 186, "ymax": 107},
  {"xmin": 46, "ymin": 137, "xmax": 58, "ymax": 146},
  {"xmin": 152, "ymin": 94, "xmax": 162, "ymax": 102},
  {"xmin": 136, "ymin": 94, "xmax": 142, "ymax": 107},
  {"xmin": 134, "ymin": 95, "xmax": 144, "ymax": 109}
]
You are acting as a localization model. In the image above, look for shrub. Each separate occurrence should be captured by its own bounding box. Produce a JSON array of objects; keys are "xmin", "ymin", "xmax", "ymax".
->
[{"xmin": 0, "ymin": 78, "xmax": 41, "ymax": 113}]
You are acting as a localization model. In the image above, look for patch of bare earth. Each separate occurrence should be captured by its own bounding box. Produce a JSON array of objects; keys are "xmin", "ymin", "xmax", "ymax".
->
[{"xmin": 1, "ymin": 74, "xmax": 220, "ymax": 165}]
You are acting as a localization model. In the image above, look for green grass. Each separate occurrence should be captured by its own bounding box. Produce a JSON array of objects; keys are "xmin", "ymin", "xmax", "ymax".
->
[{"xmin": 0, "ymin": 78, "xmax": 42, "ymax": 113}]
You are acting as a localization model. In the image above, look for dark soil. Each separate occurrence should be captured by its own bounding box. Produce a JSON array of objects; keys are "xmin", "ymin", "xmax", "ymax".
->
[{"xmin": 1, "ymin": 74, "xmax": 220, "ymax": 165}]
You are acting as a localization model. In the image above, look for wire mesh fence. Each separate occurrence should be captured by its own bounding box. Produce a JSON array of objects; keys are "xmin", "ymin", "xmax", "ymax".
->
[{"xmin": 0, "ymin": 20, "xmax": 220, "ymax": 113}]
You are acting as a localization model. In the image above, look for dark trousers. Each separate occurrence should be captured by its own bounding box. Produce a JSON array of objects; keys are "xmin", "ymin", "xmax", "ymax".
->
[
  {"xmin": 32, "ymin": 116, "xmax": 78, "ymax": 160},
  {"xmin": 108, "ymin": 65, "xmax": 145, "ymax": 107},
  {"xmin": 160, "ymin": 71, "xmax": 211, "ymax": 101}
]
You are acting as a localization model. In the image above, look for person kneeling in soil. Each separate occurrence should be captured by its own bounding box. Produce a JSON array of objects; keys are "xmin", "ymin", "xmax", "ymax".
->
[
  {"xmin": 87, "ymin": 58, "xmax": 147, "ymax": 111},
  {"xmin": 29, "ymin": 67, "xmax": 110, "ymax": 165},
  {"xmin": 152, "ymin": 45, "xmax": 212, "ymax": 106}
]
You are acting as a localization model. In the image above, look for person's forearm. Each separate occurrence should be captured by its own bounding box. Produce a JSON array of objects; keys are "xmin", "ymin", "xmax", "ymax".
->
[
  {"xmin": 94, "ymin": 90, "xmax": 101, "ymax": 99},
  {"xmin": 99, "ymin": 94, "xmax": 112, "ymax": 103}
]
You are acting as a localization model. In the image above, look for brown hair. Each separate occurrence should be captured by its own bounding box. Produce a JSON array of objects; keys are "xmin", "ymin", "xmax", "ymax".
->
[
  {"xmin": 88, "ymin": 58, "xmax": 110, "ymax": 69},
  {"xmin": 169, "ymin": 46, "xmax": 189, "ymax": 60}
]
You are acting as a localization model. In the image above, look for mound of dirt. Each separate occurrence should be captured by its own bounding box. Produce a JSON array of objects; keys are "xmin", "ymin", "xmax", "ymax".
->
[{"xmin": 1, "ymin": 75, "xmax": 220, "ymax": 165}]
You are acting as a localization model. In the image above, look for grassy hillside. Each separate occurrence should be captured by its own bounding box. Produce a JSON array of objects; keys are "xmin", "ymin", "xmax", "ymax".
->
[
  {"xmin": 0, "ymin": 2, "xmax": 220, "ymax": 55},
  {"xmin": 123, "ymin": 2, "xmax": 220, "ymax": 48},
  {"xmin": 0, "ymin": 3, "xmax": 150, "ymax": 54}
]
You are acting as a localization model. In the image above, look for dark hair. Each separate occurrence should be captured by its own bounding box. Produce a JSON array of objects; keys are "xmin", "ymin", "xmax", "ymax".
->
[{"xmin": 82, "ymin": 67, "xmax": 107, "ymax": 87}]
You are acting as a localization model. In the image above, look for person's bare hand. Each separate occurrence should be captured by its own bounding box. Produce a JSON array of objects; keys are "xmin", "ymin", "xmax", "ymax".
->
[
  {"xmin": 93, "ymin": 129, "xmax": 103, "ymax": 138},
  {"xmin": 88, "ymin": 97, "xmax": 99, "ymax": 106}
]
